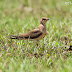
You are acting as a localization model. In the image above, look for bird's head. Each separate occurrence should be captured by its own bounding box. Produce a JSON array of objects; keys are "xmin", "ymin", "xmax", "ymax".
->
[{"xmin": 40, "ymin": 17, "xmax": 49, "ymax": 25}]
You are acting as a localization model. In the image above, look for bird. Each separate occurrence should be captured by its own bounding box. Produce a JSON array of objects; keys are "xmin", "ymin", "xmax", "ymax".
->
[{"xmin": 10, "ymin": 17, "xmax": 49, "ymax": 45}]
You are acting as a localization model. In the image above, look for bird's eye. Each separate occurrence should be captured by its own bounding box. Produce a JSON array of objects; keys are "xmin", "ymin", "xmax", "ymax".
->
[{"xmin": 42, "ymin": 19, "xmax": 46, "ymax": 20}]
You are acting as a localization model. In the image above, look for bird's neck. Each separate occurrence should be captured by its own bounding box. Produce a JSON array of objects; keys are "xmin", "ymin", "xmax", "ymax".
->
[
  {"xmin": 40, "ymin": 22, "xmax": 46, "ymax": 31},
  {"xmin": 40, "ymin": 21, "xmax": 46, "ymax": 26}
]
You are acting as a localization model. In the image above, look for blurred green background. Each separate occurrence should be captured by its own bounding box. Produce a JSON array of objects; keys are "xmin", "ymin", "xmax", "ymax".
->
[{"xmin": 0, "ymin": 0, "xmax": 72, "ymax": 72}]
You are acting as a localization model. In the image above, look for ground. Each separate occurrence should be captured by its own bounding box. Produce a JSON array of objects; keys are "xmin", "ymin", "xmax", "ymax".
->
[{"xmin": 0, "ymin": 0, "xmax": 72, "ymax": 72}]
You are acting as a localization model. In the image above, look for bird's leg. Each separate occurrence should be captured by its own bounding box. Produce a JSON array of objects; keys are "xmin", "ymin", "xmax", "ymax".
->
[
  {"xmin": 37, "ymin": 43, "xmax": 38, "ymax": 47},
  {"xmin": 33, "ymin": 41, "xmax": 39, "ymax": 53},
  {"xmin": 36, "ymin": 41, "xmax": 39, "ymax": 48}
]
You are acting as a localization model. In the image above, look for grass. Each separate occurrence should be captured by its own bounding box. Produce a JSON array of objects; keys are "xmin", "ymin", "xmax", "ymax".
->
[{"xmin": 0, "ymin": 0, "xmax": 72, "ymax": 72}]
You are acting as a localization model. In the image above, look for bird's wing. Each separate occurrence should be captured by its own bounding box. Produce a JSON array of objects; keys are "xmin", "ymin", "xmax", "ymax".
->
[{"xmin": 19, "ymin": 29, "xmax": 43, "ymax": 39}]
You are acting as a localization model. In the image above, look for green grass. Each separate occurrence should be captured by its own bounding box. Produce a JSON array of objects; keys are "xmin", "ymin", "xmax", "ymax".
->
[{"xmin": 0, "ymin": 0, "xmax": 72, "ymax": 72}]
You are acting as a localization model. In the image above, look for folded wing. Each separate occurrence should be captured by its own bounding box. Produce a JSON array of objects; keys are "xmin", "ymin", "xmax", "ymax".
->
[{"xmin": 19, "ymin": 29, "xmax": 43, "ymax": 39}]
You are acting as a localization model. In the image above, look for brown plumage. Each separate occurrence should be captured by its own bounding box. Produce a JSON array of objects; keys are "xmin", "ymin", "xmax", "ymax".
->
[{"xmin": 10, "ymin": 17, "xmax": 49, "ymax": 41}]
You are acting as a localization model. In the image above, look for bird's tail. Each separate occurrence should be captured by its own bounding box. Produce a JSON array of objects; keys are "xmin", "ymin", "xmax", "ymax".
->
[{"xmin": 10, "ymin": 35, "xmax": 19, "ymax": 39}]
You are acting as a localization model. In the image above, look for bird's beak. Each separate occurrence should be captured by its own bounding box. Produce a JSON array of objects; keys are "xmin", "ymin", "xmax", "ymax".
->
[{"xmin": 47, "ymin": 18, "xmax": 49, "ymax": 20}]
